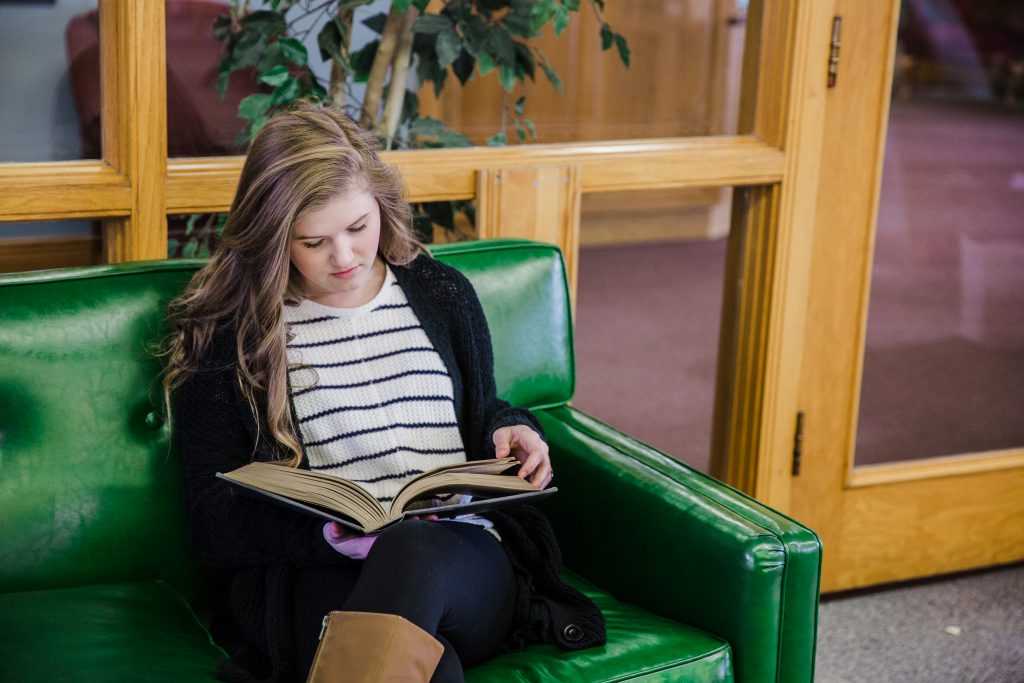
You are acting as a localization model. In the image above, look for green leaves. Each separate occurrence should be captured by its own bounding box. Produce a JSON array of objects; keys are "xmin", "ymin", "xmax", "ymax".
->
[
  {"xmin": 278, "ymin": 38, "xmax": 308, "ymax": 67},
  {"xmin": 599, "ymin": 23, "xmax": 630, "ymax": 67},
  {"xmin": 553, "ymin": 5, "xmax": 570, "ymax": 36},
  {"xmin": 436, "ymin": 24, "xmax": 461, "ymax": 68},
  {"xmin": 409, "ymin": 116, "xmax": 473, "ymax": 148},
  {"xmin": 239, "ymin": 93, "xmax": 272, "ymax": 120},
  {"xmin": 241, "ymin": 10, "xmax": 286, "ymax": 35},
  {"xmin": 258, "ymin": 65, "xmax": 290, "ymax": 87},
  {"xmin": 317, "ymin": 18, "xmax": 346, "ymax": 64},
  {"xmin": 350, "ymin": 40, "xmax": 379, "ymax": 82}
]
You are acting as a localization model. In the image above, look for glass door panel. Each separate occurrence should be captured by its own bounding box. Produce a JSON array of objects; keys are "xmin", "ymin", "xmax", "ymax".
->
[{"xmin": 854, "ymin": 2, "xmax": 1024, "ymax": 466}]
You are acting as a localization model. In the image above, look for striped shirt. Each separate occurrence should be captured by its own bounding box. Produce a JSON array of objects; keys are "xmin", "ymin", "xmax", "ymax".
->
[{"xmin": 285, "ymin": 266, "xmax": 495, "ymax": 535}]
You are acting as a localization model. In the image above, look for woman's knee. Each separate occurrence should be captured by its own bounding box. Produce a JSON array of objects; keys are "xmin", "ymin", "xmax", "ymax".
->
[{"xmin": 369, "ymin": 520, "xmax": 449, "ymax": 567}]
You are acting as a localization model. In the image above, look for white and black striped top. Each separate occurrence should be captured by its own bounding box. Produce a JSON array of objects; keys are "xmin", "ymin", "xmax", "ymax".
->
[{"xmin": 284, "ymin": 267, "xmax": 488, "ymax": 519}]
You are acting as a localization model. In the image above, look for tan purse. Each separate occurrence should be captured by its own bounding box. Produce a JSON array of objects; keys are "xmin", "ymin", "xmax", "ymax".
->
[{"xmin": 306, "ymin": 611, "xmax": 444, "ymax": 683}]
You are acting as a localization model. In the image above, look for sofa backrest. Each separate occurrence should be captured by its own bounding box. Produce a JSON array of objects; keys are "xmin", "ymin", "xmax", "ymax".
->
[{"xmin": 0, "ymin": 239, "xmax": 574, "ymax": 598}]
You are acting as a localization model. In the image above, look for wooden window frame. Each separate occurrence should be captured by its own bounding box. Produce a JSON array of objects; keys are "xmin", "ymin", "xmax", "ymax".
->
[{"xmin": 0, "ymin": 0, "xmax": 835, "ymax": 508}]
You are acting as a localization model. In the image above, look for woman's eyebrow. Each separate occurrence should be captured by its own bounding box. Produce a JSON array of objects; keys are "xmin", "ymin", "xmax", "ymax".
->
[{"xmin": 294, "ymin": 212, "xmax": 369, "ymax": 239}]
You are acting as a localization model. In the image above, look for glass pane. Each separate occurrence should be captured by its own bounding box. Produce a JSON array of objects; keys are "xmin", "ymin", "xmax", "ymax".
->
[
  {"xmin": 165, "ymin": 0, "xmax": 388, "ymax": 157},
  {"xmin": 0, "ymin": 220, "xmax": 98, "ymax": 274},
  {"xmin": 0, "ymin": 0, "xmax": 100, "ymax": 162},
  {"xmin": 854, "ymin": 2, "xmax": 1024, "ymax": 466},
  {"xmin": 424, "ymin": 0, "xmax": 757, "ymax": 144},
  {"xmin": 166, "ymin": 2, "xmax": 251, "ymax": 157},
  {"xmin": 169, "ymin": 0, "xmax": 757, "ymax": 155},
  {"xmin": 573, "ymin": 187, "xmax": 733, "ymax": 473},
  {"xmin": 167, "ymin": 213, "xmax": 227, "ymax": 258}
]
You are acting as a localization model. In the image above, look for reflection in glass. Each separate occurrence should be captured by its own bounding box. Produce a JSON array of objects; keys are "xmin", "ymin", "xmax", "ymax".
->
[
  {"xmin": 421, "ymin": 0, "xmax": 756, "ymax": 144},
  {"xmin": 855, "ymin": 1, "xmax": 1024, "ymax": 465},
  {"xmin": 168, "ymin": 214, "xmax": 228, "ymax": 259},
  {"xmin": 0, "ymin": 1, "xmax": 99, "ymax": 162},
  {"xmin": 572, "ymin": 187, "xmax": 733, "ymax": 473}
]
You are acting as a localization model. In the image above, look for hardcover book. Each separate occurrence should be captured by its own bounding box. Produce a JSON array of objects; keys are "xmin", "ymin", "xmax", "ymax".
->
[{"xmin": 217, "ymin": 456, "xmax": 556, "ymax": 533}]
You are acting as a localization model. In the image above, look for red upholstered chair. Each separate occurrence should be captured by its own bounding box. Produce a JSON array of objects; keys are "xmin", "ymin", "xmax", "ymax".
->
[{"xmin": 65, "ymin": 0, "xmax": 263, "ymax": 158}]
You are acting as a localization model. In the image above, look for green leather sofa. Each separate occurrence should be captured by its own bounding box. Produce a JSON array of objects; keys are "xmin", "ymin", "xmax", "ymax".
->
[{"xmin": 0, "ymin": 239, "xmax": 821, "ymax": 682}]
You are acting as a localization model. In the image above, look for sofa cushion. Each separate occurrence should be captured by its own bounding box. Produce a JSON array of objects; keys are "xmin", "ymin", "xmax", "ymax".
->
[
  {"xmin": 0, "ymin": 572, "xmax": 732, "ymax": 683},
  {"xmin": 0, "ymin": 580, "xmax": 226, "ymax": 682},
  {"xmin": 467, "ymin": 572, "xmax": 734, "ymax": 682}
]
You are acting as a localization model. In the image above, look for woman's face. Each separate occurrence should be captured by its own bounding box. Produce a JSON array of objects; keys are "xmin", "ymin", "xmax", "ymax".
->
[{"xmin": 289, "ymin": 186, "xmax": 385, "ymax": 308}]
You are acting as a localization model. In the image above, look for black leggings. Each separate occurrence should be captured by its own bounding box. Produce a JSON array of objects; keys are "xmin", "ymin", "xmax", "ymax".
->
[{"xmin": 291, "ymin": 520, "xmax": 516, "ymax": 683}]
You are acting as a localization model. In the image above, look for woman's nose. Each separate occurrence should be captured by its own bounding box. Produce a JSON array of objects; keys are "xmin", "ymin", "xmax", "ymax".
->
[{"xmin": 330, "ymin": 238, "xmax": 353, "ymax": 265}]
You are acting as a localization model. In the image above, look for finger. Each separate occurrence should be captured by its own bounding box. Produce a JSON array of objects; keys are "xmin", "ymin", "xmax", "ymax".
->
[
  {"xmin": 532, "ymin": 457, "xmax": 553, "ymax": 487},
  {"xmin": 505, "ymin": 426, "xmax": 543, "ymax": 463},
  {"xmin": 529, "ymin": 455, "xmax": 552, "ymax": 487},
  {"xmin": 517, "ymin": 448, "xmax": 545, "ymax": 480},
  {"xmin": 491, "ymin": 427, "xmax": 512, "ymax": 458},
  {"xmin": 410, "ymin": 514, "xmax": 440, "ymax": 522}
]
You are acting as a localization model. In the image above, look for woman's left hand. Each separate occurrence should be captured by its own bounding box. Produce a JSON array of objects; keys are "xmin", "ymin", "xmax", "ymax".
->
[{"xmin": 492, "ymin": 425, "xmax": 553, "ymax": 489}]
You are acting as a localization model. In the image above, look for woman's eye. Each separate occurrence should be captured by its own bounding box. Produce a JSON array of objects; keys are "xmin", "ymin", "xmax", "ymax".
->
[
  {"xmin": 303, "ymin": 239, "xmax": 325, "ymax": 249},
  {"xmin": 349, "ymin": 224, "xmax": 367, "ymax": 233}
]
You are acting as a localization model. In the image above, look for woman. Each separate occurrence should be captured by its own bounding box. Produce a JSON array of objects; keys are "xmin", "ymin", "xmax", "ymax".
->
[{"xmin": 161, "ymin": 101, "xmax": 603, "ymax": 683}]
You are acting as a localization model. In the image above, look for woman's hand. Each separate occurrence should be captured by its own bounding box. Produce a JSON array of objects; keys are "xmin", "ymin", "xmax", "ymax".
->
[
  {"xmin": 492, "ymin": 424, "xmax": 553, "ymax": 489},
  {"xmin": 323, "ymin": 522, "xmax": 378, "ymax": 560}
]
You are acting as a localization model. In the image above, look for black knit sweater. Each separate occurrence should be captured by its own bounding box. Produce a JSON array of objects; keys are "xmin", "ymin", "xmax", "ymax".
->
[{"xmin": 172, "ymin": 254, "xmax": 604, "ymax": 682}]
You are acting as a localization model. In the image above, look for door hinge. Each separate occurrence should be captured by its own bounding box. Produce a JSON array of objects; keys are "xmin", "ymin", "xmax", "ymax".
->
[
  {"xmin": 828, "ymin": 16, "xmax": 842, "ymax": 88},
  {"xmin": 792, "ymin": 411, "xmax": 805, "ymax": 476}
]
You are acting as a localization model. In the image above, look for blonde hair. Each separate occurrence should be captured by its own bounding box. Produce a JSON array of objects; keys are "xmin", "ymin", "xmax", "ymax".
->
[{"xmin": 160, "ymin": 100, "xmax": 424, "ymax": 466}]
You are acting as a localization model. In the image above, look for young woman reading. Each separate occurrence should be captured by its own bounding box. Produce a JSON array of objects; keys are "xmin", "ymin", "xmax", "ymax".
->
[{"xmin": 161, "ymin": 101, "xmax": 603, "ymax": 683}]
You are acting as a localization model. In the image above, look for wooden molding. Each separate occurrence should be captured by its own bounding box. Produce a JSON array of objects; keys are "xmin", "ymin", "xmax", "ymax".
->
[
  {"xmin": 476, "ymin": 165, "xmax": 582, "ymax": 303},
  {"xmin": 100, "ymin": 0, "xmax": 168, "ymax": 262},
  {"xmin": 849, "ymin": 449, "xmax": 1024, "ymax": 488},
  {"xmin": 166, "ymin": 137, "xmax": 785, "ymax": 214},
  {"xmin": 0, "ymin": 162, "xmax": 130, "ymax": 220}
]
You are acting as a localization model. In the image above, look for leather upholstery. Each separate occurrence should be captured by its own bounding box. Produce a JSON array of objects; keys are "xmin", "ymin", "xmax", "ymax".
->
[{"xmin": 0, "ymin": 239, "xmax": 820, "ymax": 681}]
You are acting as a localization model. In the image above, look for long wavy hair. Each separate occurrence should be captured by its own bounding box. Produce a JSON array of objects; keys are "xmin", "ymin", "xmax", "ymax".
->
[{"xmin": 160, "ymin": 100, "xmax": 424, "ymax": 466}]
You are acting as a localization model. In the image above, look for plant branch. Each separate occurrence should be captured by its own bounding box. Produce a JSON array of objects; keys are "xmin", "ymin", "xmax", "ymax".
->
[
  {"xmin": 360, "ymin": 8, "xmax": 404, "ymax": 130},
  {"xmin": 380, "ymin": 6, "xmax": 419, "ymax": 148},
  {"xmin": 329, "ymin": 4, "xmax": 355, "ymax": 106}
]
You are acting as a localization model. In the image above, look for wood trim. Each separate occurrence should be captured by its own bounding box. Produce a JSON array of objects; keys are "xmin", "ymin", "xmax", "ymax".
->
[
  {"xmin": 476, "ymin": 165, "xmax": 582, "ymax": 303},
  {"xmin": 834, "ymin": 466, "xmax": 1024, "ymax": 589},
  {"xmin": 166, "ymin": 137, "xmax": 785, "ymax": 213},
  {"xmin": 713, "ymin": 185, "xmax": 778, "ymax": 492},
  {"xmin": 0, "ymin": 162, "xmax": 130, "ymax": 220},
  {"xmin": 0, "ymin": 235, "xmax": 100, "ymax": 274},
  {"xmin": 99, "ymin": 0, "xmax": 168, "ymax": 262},
  {"xmin": 711, "ymin": 1, "xmax": 836, "ymax": 510},
  {"xmin": 839, "ymin": 6, "xmax": 905, "ymax": 482},
  {"xmin": 165, "ymin": 157, "xmax": 243, "ymax": 214},
  {"xmin": 849, "ymin": 449, "xmax": 1024, "ymax": 488}
]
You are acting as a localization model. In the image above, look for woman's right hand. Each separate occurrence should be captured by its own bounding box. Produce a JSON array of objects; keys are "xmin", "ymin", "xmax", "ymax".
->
[{"xmin": 323, "ymin": 522, "xmax": 378, "ymax": 560}]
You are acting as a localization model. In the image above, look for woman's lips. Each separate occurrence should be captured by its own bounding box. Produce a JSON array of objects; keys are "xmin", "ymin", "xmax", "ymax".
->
[{"xmin": 330, "ymin": 265, "xmax": 360, "ymax": 279}]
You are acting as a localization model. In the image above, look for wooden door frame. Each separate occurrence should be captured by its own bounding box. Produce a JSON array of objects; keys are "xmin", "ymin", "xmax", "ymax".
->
[{"xmin": 783, "ymin": 0, "xmax": 1024, "ymax": 592}]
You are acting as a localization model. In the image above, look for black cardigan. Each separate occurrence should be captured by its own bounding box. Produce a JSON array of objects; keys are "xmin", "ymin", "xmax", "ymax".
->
[{"xmin": 172, "ymin": 254, "xmax": 604, "ymax": 682}]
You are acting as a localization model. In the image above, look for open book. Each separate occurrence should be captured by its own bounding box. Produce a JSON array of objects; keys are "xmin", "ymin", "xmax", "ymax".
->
[{"xmin": 216, "ymin": 457, "xmax": 557, "ymax": 533}]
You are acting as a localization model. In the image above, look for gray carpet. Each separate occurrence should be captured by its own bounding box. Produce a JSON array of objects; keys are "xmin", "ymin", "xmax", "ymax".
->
[{"xmin": 816, "ymin": 562, "xmax": 1024, "ymax": 682}]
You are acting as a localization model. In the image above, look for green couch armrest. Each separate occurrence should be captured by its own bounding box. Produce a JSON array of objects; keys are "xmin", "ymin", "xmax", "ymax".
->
[{"xmin": 536, "ymin": 406, "xmax": 821, "ymax": 683}]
